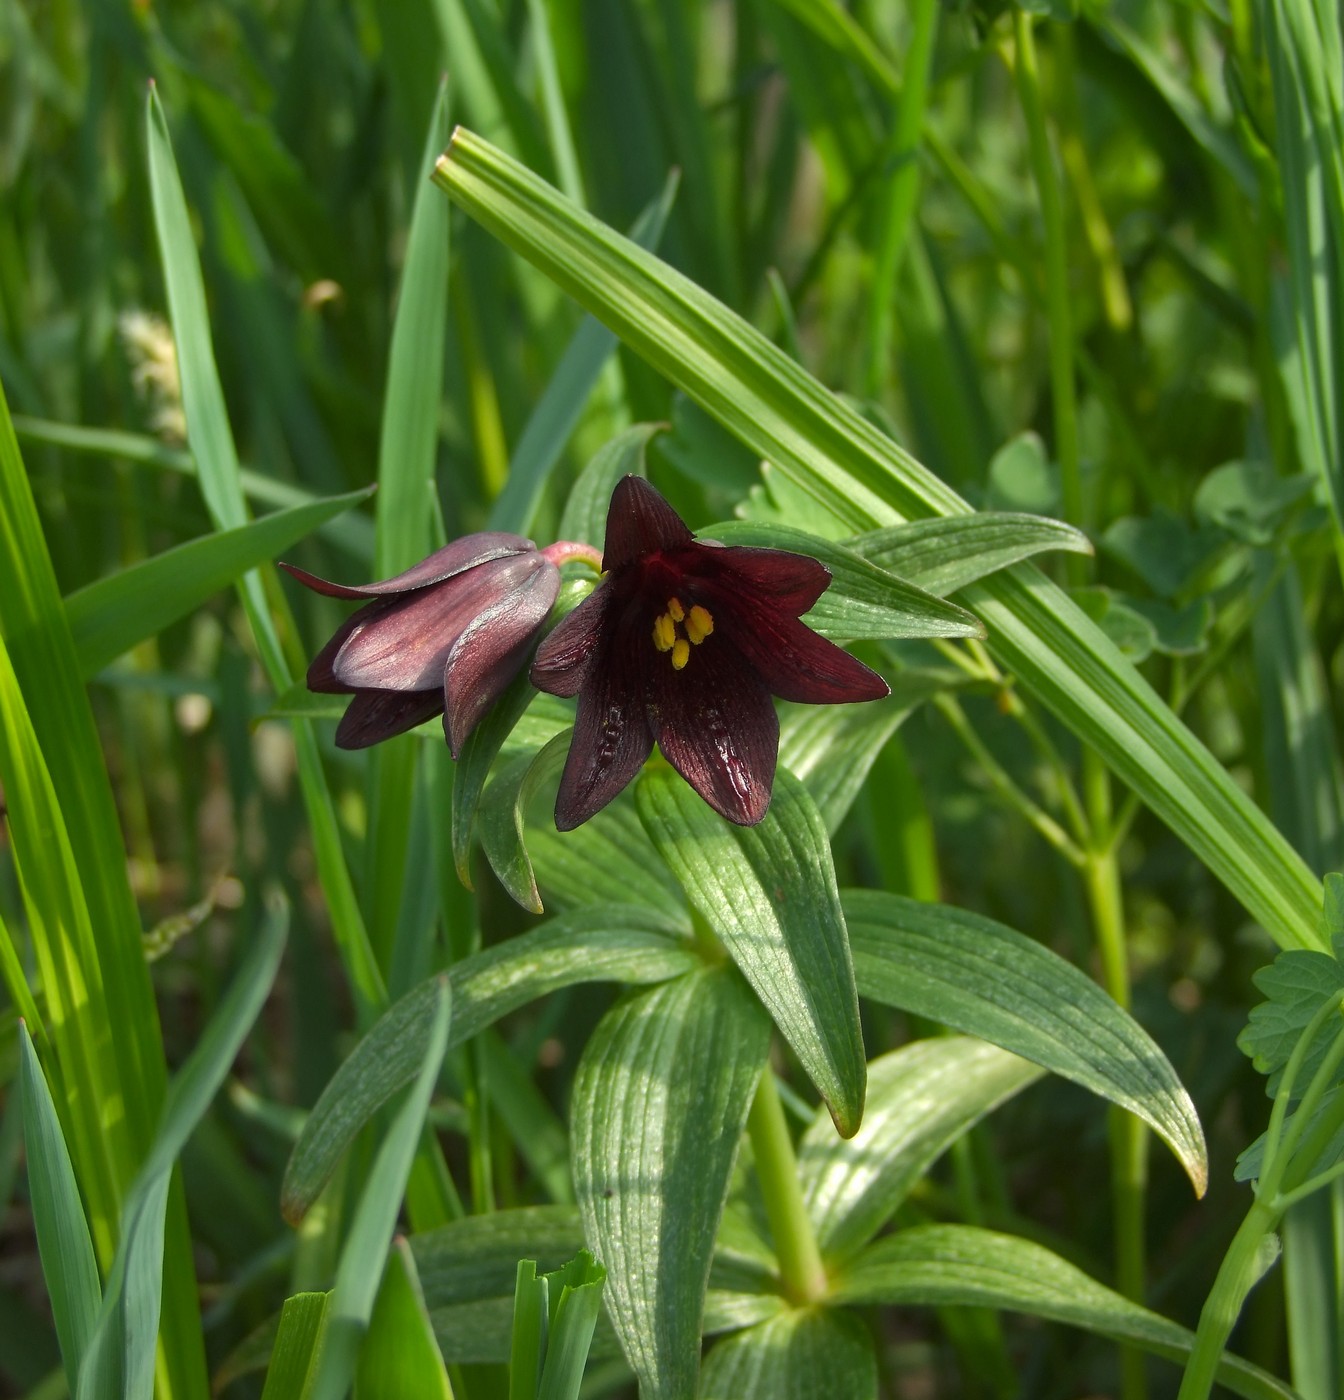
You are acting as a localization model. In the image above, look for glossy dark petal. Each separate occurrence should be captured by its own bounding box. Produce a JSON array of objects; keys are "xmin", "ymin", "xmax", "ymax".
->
[
  {"xmin": 307, "ymin": 601, "xmax": 393, "ymax": 693},
  {"xmin": 704, "ymin": 545, "xmax": 832, "ymax": 616},
  {"xmin": 280, "ymin": 532, "xmax": 535, "ymax": 600},
  {"xmin": 553, "ymin": 635, "xmax": 655, "ymax": 831},
  {"xmin": 652, "ymin": 638, "xmax": 778, "ymax": 826},
  {"xmin": 718, "ymin": 606, "xmax": 890, "ymax": 705},
  {"xmin": 335, "ymin": 689, "xmax": 444, "ymax": 749},
  {"xmin": 530, "ymin": 585, "xmax": 614, "ymax": 698},
  {"xmin": 442, "ymin": 561, "xmax": 560, "ymax": 757},
  {"xmin": 601, "ymin": 475, "xmax": 693, "ymax": 571},
  {"xmin": 332, "ymin": 554, "xmax": 543, "ymax": 692}
]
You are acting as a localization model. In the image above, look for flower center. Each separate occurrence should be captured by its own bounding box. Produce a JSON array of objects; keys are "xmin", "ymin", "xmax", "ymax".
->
[{"xmin": 651, "ymin": 596, "xmax": 714, "ymax": 670}]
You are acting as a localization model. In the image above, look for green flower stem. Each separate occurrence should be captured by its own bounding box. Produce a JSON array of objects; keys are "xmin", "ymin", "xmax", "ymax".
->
[
  {"xmin": 1176, "ymin": 1196, "xmax": 1282, "ymax": 1400},
  {"xmin": 1014, "ymin": 19, "xmax": 1147, "ymax": 1398},
  {"xmin": 747, "ymin": 1066, "xmax": 828, "ymax": 1305}
]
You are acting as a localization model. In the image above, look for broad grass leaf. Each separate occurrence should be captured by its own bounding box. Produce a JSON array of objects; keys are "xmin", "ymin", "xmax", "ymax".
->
[
  {"xmin": 67, "ymin": 488, "xmax": 373, "ymax": 678},
  {"xmin": 847, "ymin": 511, "xmax": 1092, "ymax": 598},
  {"xmin": 637, "ymin": 767, "xmax": 865, "ymax": 1136},
  {"xmin": 699, "ymin": 1308, "xmax": 877, "ymax": 1400},
  {"xmin": 282, "ymin": 909, "xmax": 696, "ymax": 1221},
  {"xmin": 845, "ymin": 892, "xmax": 1208, "ymax": 1194},
  {"xmin": 799, "ymin": 1039, "xmax": 1044, "ymax": 1260},
  {"xmin": 832, "ymin": 1226, "xmax": 1295, "ymax": 1400},
  {"xmin": 570, "ymin": 967, "xmax": 769, "ymax": 1400}
]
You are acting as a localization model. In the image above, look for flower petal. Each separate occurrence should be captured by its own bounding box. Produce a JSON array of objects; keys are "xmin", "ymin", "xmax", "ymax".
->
[
  {"xmin": 442, "ymin": 560, "xmax": 560, "ymax": 757},
  {"xmin": 530, "ymin": 585, "xmax": 614, "ymax": 698},
  {"xmin": 719, "ymin": 608, "xmax": 890, "ymax": 705},
  {"xmin": 332, "ymin": 554, "xmax": 542, "ymax": 692},
  {"xmin": 699, "ymin": 545, "xmax": 832, "ymax": 616},
  {"xmin": 280, "ymin": 532, "xmax": 536, "ymax": 600},
  {"xmin": 601, "ymin": 475, "xmax": 693, "ymax": 571},
  {"xmin": 307, "ymin": 600, "xmax": 391, "ymax": 693},
  {"xmin": 652, "ymin": 639, "xmax": 779, "ymax": 826},
  {"xmin": 553, "ymin": 637, "xmax": 656, "ymax": 831},
  {"xmin": 335, "ymin": 689, "xmax": 444, "ymax": 749}
]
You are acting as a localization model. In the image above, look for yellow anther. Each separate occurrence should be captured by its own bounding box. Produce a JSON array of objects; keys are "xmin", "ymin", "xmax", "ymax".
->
[
  {"xmin": 686, "ymin": 604, "xmax": 714, "ymax": 644},
  {"xmin": 652, "ymin": 613, "xmax": 676, "ymax": 652},
  {"xmin": 666, "ymin": 597, "xmax": 685, "ymax": 623},
  {"xmin": 671, "ymin": 638, "xmax": 691, "ymax": 671}
]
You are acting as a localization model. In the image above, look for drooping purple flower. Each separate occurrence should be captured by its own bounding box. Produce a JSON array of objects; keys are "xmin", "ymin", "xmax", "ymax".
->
[
  {"xmin": 530, "ymin": 476, "xmax": 889, "ymax": 829},
  {"xmin": 282, "ymin": 533, "xmax": 559, "ymax": 757}
]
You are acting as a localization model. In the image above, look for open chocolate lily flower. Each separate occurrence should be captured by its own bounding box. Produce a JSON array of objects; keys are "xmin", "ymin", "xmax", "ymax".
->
[
  {"xmin": 282, "ymin": 534, "xmax": 559, "ymax": 756},
  {"xmin": 531, "ymin": 475, "xmax": 889, "ymax": 829}
]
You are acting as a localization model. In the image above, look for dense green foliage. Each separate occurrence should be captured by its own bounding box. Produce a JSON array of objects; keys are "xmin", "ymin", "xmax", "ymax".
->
[{"xmin": 3, "ymin": 1, "xmax": 1344, "ymax": 1397}]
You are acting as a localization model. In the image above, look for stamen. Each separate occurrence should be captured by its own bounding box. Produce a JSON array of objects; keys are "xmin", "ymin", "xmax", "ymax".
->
[
  {"xmin": 686, "ymin": 604, "xmax": 714, "ymax": 644},
  {"xmin": 671, "ymin": 638, "xmax": 690, "ymax": 671},
  {"xmin": 652, "ymin": 613, "xmax": 676, "ymax": 652},
  {"xmin": 667, "ymin": 597, "xmax": 685, "ymax": 623}
]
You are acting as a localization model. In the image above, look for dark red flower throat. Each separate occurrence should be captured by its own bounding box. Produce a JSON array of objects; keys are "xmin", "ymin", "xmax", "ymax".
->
[{"xmin": 531, "ymin": 476, "xmax": 889, "ymax": 830}]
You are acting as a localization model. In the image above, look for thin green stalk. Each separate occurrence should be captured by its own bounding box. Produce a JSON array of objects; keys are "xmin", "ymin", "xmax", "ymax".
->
[
  {"xmin": 935, "ymin": 695, "xmax": 1086, "ymax": 865},
  {"xmin": 1014, "ymin": 19, "xmax": 1146, "ymax": 1398},
  {"xmin": 747, "ymin": 1068, "xmax": 827, "ymax": 1305},
  {"xmin": 1176, "ymin": 1197, "xmax": 1282, "ymax": 1400},
  {"xmin": 864, "ymin": 0, "xmax": 940, "ymax": 395}
]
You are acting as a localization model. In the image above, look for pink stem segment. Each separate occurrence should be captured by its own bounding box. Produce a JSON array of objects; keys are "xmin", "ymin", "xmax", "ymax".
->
[{"xmin": 540, "ymin": 540, "xmax": 604, "ymax": 573}]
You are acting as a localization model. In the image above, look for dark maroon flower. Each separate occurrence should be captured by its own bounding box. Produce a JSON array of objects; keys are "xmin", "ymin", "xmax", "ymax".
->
[
  {"xmin": 282, "ymin": 533, "xmax": 559, "ymax": 756},
  {"xmin": 530, "ymin": 476, "xmax": 889, "ymax": 829}
]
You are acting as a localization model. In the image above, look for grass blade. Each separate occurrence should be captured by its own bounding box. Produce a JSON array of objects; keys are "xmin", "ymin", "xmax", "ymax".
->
[{"xmin": 19, "ymin": 1023, "xmax": 102, "ymax": 1395}]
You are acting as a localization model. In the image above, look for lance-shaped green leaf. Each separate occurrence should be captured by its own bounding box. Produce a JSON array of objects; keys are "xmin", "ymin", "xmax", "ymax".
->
[
  {"xmin": 845, "ymin": 891, "xmax": 1208, "ymax": 1195},
  {"xmin": 487, "ymin": 173, "xmax": 679, "ymax": 536},
  {"xmin": 453, "ymin": 667, "xmax": 555, "ymax": 886},
  {"xmin": 414, "ymin": 1206, "xmax": 587, "ymax": 1310},
  {"xmin": 700, "ymin": 521, "xmax": 983, "ymax": 641},
  {"xmin": 77, "ymin": 896, "xmax": 288, "ymax": 1400},
  {"xmin": 355, "ymin": 1240, "xmax": 452, "ymax": 1400},
  {"xmin": 480, "ymin": 731, "xmax": 572, "ymax": 913},
  {"xmin": 430, "ymin": 127, "xmax": 1323, "ymax": 955},
  {"xmin": 799, "ymin": 1039, "xmax": 1044, "ymax": 1261},
  {"xmin": 510, "ymin": 1260, "xmax": 548, "ymax": 1400},
  {"xmin": 19, "ymin": 1023, "xmax": 102, "ymax": 1396},
  {"xmin": 699, "ymin": 1308, "xmax": 877, "ymax": 1400},
  {"xmin": 571, "ymin": 968, "xmax": 770, "ymax": 1400},
  {"xmin": 282, "ymin": 909, "xmax": 697, "ymax": 1221},
  {"xmin": 306, "ymin": 979, "xmax": 451, "ymax": 1400},
  {"xmin": 526, "ymin": 802, "xmax": 689, "ymax": 920},
  {"xmin": 831, "ymin": 1226, "xmax": 1295, "ymax": 1400},
  {"xmin": 637, "ymin": 767, "xmax": 865, "ymax": 1136},
  {"xmin": 558, "ymin": 424, "xmax": 664, "ymax": 548},
  {"xmin": 779, "ymin": 668, "xmax": 967, "ymax": 836},
  {"xmin": 845, "ymin": 512, "xmax": 1092, "ymax": 598},
  {"xmin": 66, "ymin": 487, "xmax": 372, "ymax": 679}
]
